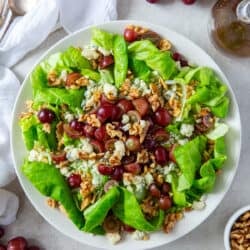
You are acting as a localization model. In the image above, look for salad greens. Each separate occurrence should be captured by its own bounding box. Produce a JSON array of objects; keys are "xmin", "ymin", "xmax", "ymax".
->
[{"xmin": 19, "ymin": 26, "xmax": 230, "ymax": 243}]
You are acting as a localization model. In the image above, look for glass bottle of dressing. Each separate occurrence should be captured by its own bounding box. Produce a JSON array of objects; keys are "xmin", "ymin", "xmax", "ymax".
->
[{"xmin": 210, "ymin": 0, "xmax": 250, "ymax": 57}]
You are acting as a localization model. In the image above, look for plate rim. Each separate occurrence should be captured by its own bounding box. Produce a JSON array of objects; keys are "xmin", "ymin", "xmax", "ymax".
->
[{"xmin": 10, "ymin": 20, "xmax": 242, "ymax": 250}]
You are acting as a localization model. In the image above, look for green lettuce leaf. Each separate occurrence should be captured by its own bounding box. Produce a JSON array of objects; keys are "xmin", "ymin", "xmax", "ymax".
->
[
  {"xmin": 206, "ymin": 122, "xmax": 229, "ymax": 140},
  {"xmin": 112, "ymin": 187, "xmax": 164, "ymax": 231},
  {"xmin": 113, "ymin": 35, "xmax": 128, "ymax": 87},
  {"xmin": 22, "ymin": 161, "xmax": 85, "ymax": 229},
  {"xmin": 91, "ymin": 28, "xmax": 114, "ymax": 51},
  {"xmin": 99, "ymin": 69, "xmax": 114, "ymax": 84},
  {"xmin": 81, "ymin": 68, "xmax": 100, "ymax": 82},
  {"xmin": 211, "ymin": 96, "xmax": 230, "ymax": 118},
  {"xmin": 83, "ymin": 187, "xmax": 120, "ymax": 233},
  {"xmin": 128, "ymin": 40, "xmax": 177, "ymax": 80},
  {"xmin": 174, "ymin": 136, "xmax": 207, "ymax": 191}
]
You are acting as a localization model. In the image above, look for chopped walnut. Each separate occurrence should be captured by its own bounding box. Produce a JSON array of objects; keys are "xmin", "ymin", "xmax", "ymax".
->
[
  {"xmin": 163, "ymin": 212, "xmax": 184, "ymax": 233},
  {"xmin": 86, "ymin": 114, "xmax": 101, "ymax": 128},
  {"xmin": 75, "ymin": 76, "xmax": 89, "ymax": 87},
  {"xmin": 25, "ymin": 100, "xmax": 34, "ymax": 112},
  {"xmin": 141, "ymin": 196, "xmax": 159, "ymax": 218},
  {"xmin": 129, "ymin": 87, "xmax": 141, "ymax": 99},
  {"xmin": 59, "ymin": 204, "xmax": 68, "ymax": 216},
  {"xmin": 47, "ymin": 71, "xmax": 63, "ymax": 86},
  {"xmin": 106, "ymin": 123, "xmax": 124, "ymax": 140},
  {"xmin": 80, "ymin": 173, "xmax": 94, "ymax": 198},
  {"xmin": 168, "ymin": 97, "xmax": 181, "ymax": 117},
  {"xmin": 109, "ymin": 154, "xmax": 122, "ymax": 166},
  {"xmin": 42, "ymin": 123, "xmax": 51, "ymax": 133},
  {"xmin": 79, "ymin": 151, "xmax": 104, "ymax": 161},
  {"xmin": 148, "ymin": 94, "xmax": 164, "ymax": 112},
  {"xmin": 80, "ymin": 195, "xmax": 93, "ymax": 211},
  {"xmin": 119, "ymin": 79, "xmax": 131, "ymax": 96},
  {"xmin": 136, "ymin": 149, "xmax": 149, "ymax": 164},
  {"xmin": 47, "ymin": 198, "xmax": 58, "ymax": 208},
  {"xmin": 159, "ymin": 39, "xmax": 172, "ymax": 51},
  {"xmin": 129, "ymin": 122, "xmax": 141, "ymax": 136}
]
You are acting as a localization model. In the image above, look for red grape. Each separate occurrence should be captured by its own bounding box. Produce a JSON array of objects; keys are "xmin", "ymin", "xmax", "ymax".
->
[
  {"xmin": 117, "ymin": 99, "xmax": 134, "ymax": 113},
  {"xmin": 169, "ymin": 144, "xmax": 177, "ymax": 163},
  {"xmin": 124, "ymin": 28, "xmax": 138, "ymax": 42},
  {"xmin": 100, "ymin": 94, "xmax": 115, "ymax": 105},
  {"xmin": 125, "ymin": 136, "xmax": 140, "ymax": 152},
  {"xmin": 180, "ymin": 59, "xmax": 188, "ymax": 67},
  {"xmin": 172, "ymin": 52, "xmax": 182, "ymax": 61},
  {"xmin": 99, "ymin": 55, "xmax": 114, "ymax": 69},
  {"xmin": 122, "ymin": 154, "xmax": 136, "ymax": 165},
  {"xmin": 90, "ymin": 139, "xmax": 105, "ymax": 153},
  {"xmin": 82, "ymin": 124, "xmax": 95, "ymax": 138},
  {"xmin": 154, "ymin": 146, "xmax": 168, "ymax": 165},
  {"xmin": 159, "ymin": 195, "xmax": 172, "ymax": 210},
  {"xmin": 67, "ymin": 174, "xmax": 82, "ymax": 188},
  {"xmin": 37, "ymin": 108, "xmax": 55, "ymax": 124},
  {"xmin": 182, "ymin": 0, "xmax": 196, "ymax": 5},
  {"xmin": 132, "ymin": 98, "xmax": 150, "ymax": 117},
  {"xmin": 146, "ymin": 0, "xmax": 159, "ymax": 3},
  {"xmin": 154, "ymin": 108, "xmax": 172, "ymax": 126},
  {"xmin": 51, "ymin": 152, "xmax": 67, "ymax": 164},
  {"xmin": 98, "ymin": 164, "xmax": 114, "ymax": 176},
  {"xmin": 149, "ymin": 183, "xmax": 161, "ymax": 198},
  {"xmin": 161, "ymin": 182, "xmax": 171, "ymax": 195},
  {"xmin": 111, "ymin": 106, "xmax": 123, "ymax": 121},
  {"xmin": 111, "ymin": 166, "xmax": 124, "ymax": 181},
  {"xmin": 94, "ymin": 125, "xmax": 108, "ymax": 141},
  {"xmin": 123, "ymin": 224, "xmax": 135, "ymax": 232},
  {"xmin": 153, "ymin": 128, "xmax": 169, "ymax": 142},
  {"xmin": 96, "ymin": 105, "xmax": 114, "ymax": 123},
  {"xmin": 63, "ymin": 124, "xmax": 83, "ymax": 139},
  {"xmin": 7, "ymin": 237, "xmax": 27, "ymax": 250},
  {"xmin": 69, "ymin": 119, "xmax": 84, "ymax": 132},
  {"xmin": 66, "ymin": 72, "xmax": 81, "ymax": 86},
  {"xmin": 124, "ymin": 163, "xmax": 141, "ymax": 175}
]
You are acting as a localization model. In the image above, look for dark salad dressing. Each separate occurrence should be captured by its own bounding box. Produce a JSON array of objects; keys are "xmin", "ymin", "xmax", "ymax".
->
[{"xmin": 211, "ymin": 0, "xmax": 250, "ymax": 57}]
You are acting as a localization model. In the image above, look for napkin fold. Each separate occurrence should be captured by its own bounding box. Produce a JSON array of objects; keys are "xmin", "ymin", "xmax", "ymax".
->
[{"xmin": 0, "ymin": 0, "xmax": 117, "ymax": 225}]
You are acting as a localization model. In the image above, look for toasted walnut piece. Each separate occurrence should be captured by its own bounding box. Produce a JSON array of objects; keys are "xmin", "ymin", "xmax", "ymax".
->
[
  {"xmin": 42, "ymin": 123, "xmax": 51, "ymax": 133},
  {"xmin": 129, "ymin": 122, "xmax": 141, "ymax": 136},
  {"xmin": 119, "ymin": 79, "xmax": 131, "ymax": 96},
  {"xmin": 25, "ymin": 100, "xmax": 34, "ymax": 112},
  {"xmin": 156, "ymin": 174, "xmax": 164, "ymax": 185},
  {"xmin": 19, "ymin": 111, "xmax": 33, "ymax": 120},
  {"xmin": 47, "ymin": 198, "xmax": 58, "ymax": 208},
  {"xmin": 86, "ymin": 114, "xmax": 101, "ymax": 128},
  {"xmin": 80, "ymin": 195, "xmax": 93, "ymax": 211},
  {"xmin": 159, "ymin": 39, "xmax": 172, "ymax": 51},
  {"xmin": 163, "ymin": 212, "xmax": 184, "ymax": 234},
  {"xmin": 129, "ymin": 87, "xmax": 141, "ymax": 99},
  {"xmin": 109, "ymin": 154, "xmax": 121, "ymax": 166},
  {"xmin": 75, "ymin": 76, "xmax": 89, "ymax": 87},
  {"xmin": 80, "ymin": 173, "xmax": 94, "ymax": 198},
  {"xmin": 240, "ymin": 211, "xmax": 250, "ymax": 221},
  {"xmin": 148, "ymin": 94, "xmax": 164, "ymax": 112},
  {"xmin": 103, "ymin": 215, "xmax": 121, "ymax": 233},
  {"xmin": 47, "ymin": 70, "xmax": 58, "ymax": 83},
  {"xmin": 137, "ymin": 149, "xmax": 149, "ymax": 164},
  {"xmin": 141, "ymin": 196, "xmax": 159, "ymax": 218},
  {"xmin": 106, "ymin": 123, "xmax": 124, "ymax": 139},
  {"xmin": 186, "ymin": 85, "xmax": 194, "ymax": 98}
]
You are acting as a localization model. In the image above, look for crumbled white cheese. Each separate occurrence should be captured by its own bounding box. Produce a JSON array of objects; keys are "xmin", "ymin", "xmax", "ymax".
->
[
  {"xmin": 121, "ymin": 123, "xmax": 131, "ymax": 132},
  {"xmin": 113, "ymin": 140, "xmax": 125, "ymax": 158},
  {"xmin": 91, "ymin": 165, "xmax": 103, "ymax": 187},
  {"xmin": 82, "ymin": 80, "xmax": 102, "ymax": 108},
  {"xmin": 133, "ymin": 78, "xmax": 151, "ymax": 96},
  {"xmin": 59, "ymin": 70, "xmax": 68, "ymax": 82},
  {"xmin": 64, "ymin": 112, "xmax": 74, "ymax": 123},
  {"xmin": 121, "ymin": 114, "xmax": 130, "ymax": 124},
  {"xmin": 28, "ymin": 149, "xmax": 51, "ymax": 164},
  {"xmin": 139, "ymin": 120, "xmax": 147, "ymax": 129},
  {"xmin": 131, "ymin": 230, "xmax": 148, "ymax": 241},
  {"xmin": 192, "ymin": 200, "xmax": 206, "ymax": 210},
  {"xmin": 82, "ymin": 45, "xmax": 99, "ymax": 60},
  {"xmin": 106, "ymin": 232, "xmax": 121, "ymax": 245},
  {"xmin": 178, "ymin": 138, "xmax": 189, "ymax": 145},
  {"xmin": 144, "ymin": 173, "xmax": 154, "ymax": 186},
  {"xmin": 98, "ymin": 46, "xmax": 111, "ymax": 56},
  {"xmin": 66, "ymin": 147, "xmax": 80, "ymax": 162},
  {"xmin": 103, "ymin": 83, "xmax": 118, "ymax": 99},
  {"xmin": 180, "ymin": 124, "xmax": 194, "ymax": 137},
  {"xmin": 80, "ymin": 138, "xmax": 94, "ymax": 154},
  {"xmin": 60, "ymin": 167, "xmax": 70, "ymax": 177}
]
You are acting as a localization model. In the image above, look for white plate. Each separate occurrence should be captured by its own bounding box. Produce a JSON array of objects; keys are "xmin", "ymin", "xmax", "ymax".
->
[{"xmin": 11, "ymin": 20, "xmax": 242, "ymax": 250}]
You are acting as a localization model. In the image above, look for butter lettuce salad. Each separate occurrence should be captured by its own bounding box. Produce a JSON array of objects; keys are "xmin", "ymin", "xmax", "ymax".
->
[{"xmin": 19, "ymin": 25, "xmax": 229, "ymax": 244}]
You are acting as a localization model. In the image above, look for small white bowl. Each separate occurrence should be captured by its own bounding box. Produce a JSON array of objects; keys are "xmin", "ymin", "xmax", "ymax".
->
[{"xmin": 224, "ymin": 205, "xmax": 250, "ymax": 250}]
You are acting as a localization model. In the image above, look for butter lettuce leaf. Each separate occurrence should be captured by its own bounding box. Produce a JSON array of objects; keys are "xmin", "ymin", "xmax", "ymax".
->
[
  {"xmin": 91, "ymin": 28, "xmax": 114, "ymax": 51},
  {"xmin": 22, "ymin": 161, "xmax": 85, "ymax": 229}
]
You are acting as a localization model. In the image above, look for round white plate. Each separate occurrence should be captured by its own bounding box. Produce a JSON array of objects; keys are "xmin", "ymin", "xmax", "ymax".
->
[{"xmin": 11, "ymin": 20, "xmax": 242, "ymax": 250}]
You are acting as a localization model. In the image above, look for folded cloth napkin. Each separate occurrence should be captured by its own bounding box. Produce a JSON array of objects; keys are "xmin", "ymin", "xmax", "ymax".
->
[{"xmin": 0, "ymin": 0, "xmax": 117, "ymax": 225}]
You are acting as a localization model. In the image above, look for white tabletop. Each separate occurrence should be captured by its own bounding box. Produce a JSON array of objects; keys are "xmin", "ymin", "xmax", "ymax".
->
[{"xmin": 4, "ymin": 0, "xmax": 250, "ymax": 249}]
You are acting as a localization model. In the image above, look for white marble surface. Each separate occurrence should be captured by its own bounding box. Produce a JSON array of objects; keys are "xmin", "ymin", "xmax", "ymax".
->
[{"xmin": 2, "ymin": 0, "xmax": 250, "ymax": 249}]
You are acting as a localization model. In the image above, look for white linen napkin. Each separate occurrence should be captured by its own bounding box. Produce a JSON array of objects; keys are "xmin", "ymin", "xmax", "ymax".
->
[{"xmin": 0, "ymin": 0, "xmax": 117, "ymax": 225}]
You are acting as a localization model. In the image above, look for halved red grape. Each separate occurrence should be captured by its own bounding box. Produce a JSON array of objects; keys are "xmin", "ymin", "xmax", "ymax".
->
[
  {"xmin": 180, "ymin": 59, "xmax": 188, "ymax": 67},
  {"xmin": 82, "ymin": 124, "xmax": 95, "ymax": 138},
  {"xmin": 154, "ymin": 146, "xmax": 168, "ymax": 165},
  {"xmin": 153, "ymin": 128, "xmax": 169, "ymax": 142},
  {"xmin": 154, "ymin": 108, "xmax": 172, "ymax": 126},
  {"xmin": 161, "ymin": 182, "xmax": 171, "ymax": 195},
  {"xmin": 159, "ymin": 195, "xmax": 172, "ymax": 210},
  {"xmin": 124, "ymin": 28, "xmax": 138, "ymax": 42},
  {"xmin": 67, "ymin": 174, "xmax": 82, "ymax": 188},
  {"xmin": 117, "ymin": 99, "xmax": 134, "ymax": 113},
  {"xmin": 124, "ymin": 163, "xmax": 141, "ymax": 175},
  {"xmin": 37, "ymin": 108, "xmax": 55, "ymax": 124},
  {"xmin": 7, "ymin": 237, "xmax": 27, "ymax": 250},
  {"xmin": 182, "ymin": 0, "xmax": 196, "ymax": 5},
  {"xmin": 100, "ymin": 94, "xmax": 115, "ymax": 105},
  {"xmin": 69, "ymin": 119, "xmax": 84, "ymax": 132},
  {"xmin": 123, "ymin": 224, "xmax": 135, "ymax": 232},
  {"xmin": 99, "ymin": 55, "xmax": 114, "ymax": 69},
  {"xmin": 126, "ymin": 136, "xmax": 140, "ymax": 152},
  {"xmin": 122, "ymin": 154, "xmax": 136, "ymax": 165},
  {"xmin": 132, "ymin": 98, "xmax": 150, "ymax": 117},
  {"xmin": 111, "ymin": 166, "xmax": 124, "ymax": 181},
  {"xmin": 94, "ymin": 125, "xmax": 108, "ymax": 141},
  {"xmin": 51, "ymin": 152, "xmax": 67, "ymax": 164},
  {"xmin": 149, "ymin": 183, "xmax": 161, "ymax": 198},
  {"xmin": 111, "ymin": 106, "xmax": 123, "ymax": 121},
  {"xmin": 66, "ymin": 72, "xmax": 81, "ymax": 86},
  {"xmin": 98, "ymin": 164, "xmax": 114, "ymax": 176},
  {"xmin": 90, "ymin": 139, "xmax": 105, "ymax": 153},
  {"xmin": 172, "ymin": 52, "xmax": 182, "ymax": 61},
  {"xmin": 96, "ymin": 105, "xmax": 114, "ymax": 123}
]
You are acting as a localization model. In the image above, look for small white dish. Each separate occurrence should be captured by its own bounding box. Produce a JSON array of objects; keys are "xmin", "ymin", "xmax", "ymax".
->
[
  {"xmin": 224, "ymin": 205, "xmax": 250, "ymax": 250},
  {"xmin": 11, "ymin": 20, "xmax": 242, "ymax": 249}
]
